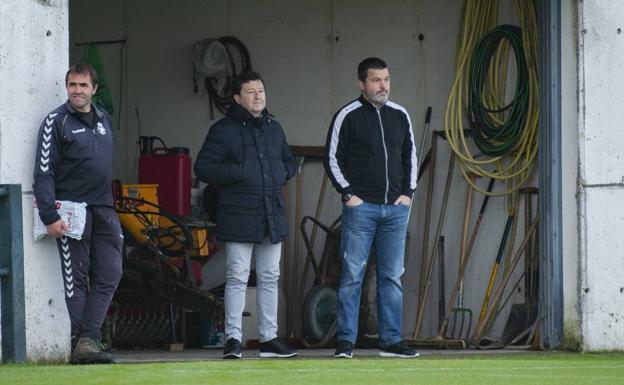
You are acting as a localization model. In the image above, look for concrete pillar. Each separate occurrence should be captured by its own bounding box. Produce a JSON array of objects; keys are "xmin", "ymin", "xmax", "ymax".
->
[
  {"xmin": 561, "ymin": 0, "xmax": 581, "ymax": 350},
  {"xmin": 578, "ymin": 0, "xmax": 624, "ymax": 350},
  {"xmin": 0, "ymin": 0, "xmax": 70, "ymax": 361}
]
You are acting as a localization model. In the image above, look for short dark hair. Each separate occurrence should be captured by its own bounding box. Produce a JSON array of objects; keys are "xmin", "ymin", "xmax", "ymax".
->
[
  {"xmin": 231, "ymin": 70, "xmax": 263, "ymax": 95},
  {"xmin": 65, "ymin": 63, "xmax": 98, "ymax": 87},
  {"xmin": 357, "ymin": 57, "xmax": 388, "ymax": 81}
]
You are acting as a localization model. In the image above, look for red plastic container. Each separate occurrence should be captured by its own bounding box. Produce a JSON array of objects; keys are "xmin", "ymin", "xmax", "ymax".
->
[{"xmin": 139, "ymin": 147, "xmax": 191, "ymax": 216}]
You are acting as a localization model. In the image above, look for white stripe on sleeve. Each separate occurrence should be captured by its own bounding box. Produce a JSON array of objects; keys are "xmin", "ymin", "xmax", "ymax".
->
[{"xmin": 328, "ymin": 101, "xmax": 362, "ymax": 189}]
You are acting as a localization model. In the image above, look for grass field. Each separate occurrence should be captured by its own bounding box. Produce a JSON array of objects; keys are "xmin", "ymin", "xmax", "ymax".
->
[{"xmin": 1, "ymin": 353, "xmax": 624, "ymax": 385}]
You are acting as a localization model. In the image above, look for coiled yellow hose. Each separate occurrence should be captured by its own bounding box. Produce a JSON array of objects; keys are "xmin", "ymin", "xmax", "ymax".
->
[{"xmin": 443, "ymin": 0, "xmax": 539, "ymax": 196}]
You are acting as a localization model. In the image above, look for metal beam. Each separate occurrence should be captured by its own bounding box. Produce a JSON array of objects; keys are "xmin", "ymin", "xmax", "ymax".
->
[
  {"xmin": 538, "ymin": 0, "xmax": 564, "ymax": 349},
  {"xmin": 0, "ymin": 184, "xmax": 27, "ymax": 363}
]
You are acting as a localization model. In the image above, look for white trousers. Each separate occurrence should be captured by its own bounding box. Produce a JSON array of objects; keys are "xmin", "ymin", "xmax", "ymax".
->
[{"xmin": 224, "ymin": 238, "xmax": 281, "ymax": 343}]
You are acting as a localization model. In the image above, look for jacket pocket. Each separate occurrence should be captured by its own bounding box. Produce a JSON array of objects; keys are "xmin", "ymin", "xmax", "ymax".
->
[
  {"xmin": 272, "ymin": 193, "xmax": 288, "ymax": 239},
  {"xmin": 218, "ymin": 193, "xmax": 260, "ymax": 212},
  {"xmin": 217, "ymin": 193, "xmax": 261, "ymax": 240}
]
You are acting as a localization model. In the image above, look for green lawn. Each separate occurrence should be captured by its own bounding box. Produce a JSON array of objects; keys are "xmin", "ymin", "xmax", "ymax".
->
[{"xmin": 1, "ymin": 353, "xmax": 624, "ymax": 385}]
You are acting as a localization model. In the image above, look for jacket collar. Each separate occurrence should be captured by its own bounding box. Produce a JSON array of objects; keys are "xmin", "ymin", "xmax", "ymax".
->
[
  {"xmin": 65, "ymin": 100, "xmax": 105, "ymax": 118},
  {"xmin": 226, "ymin": 102, "xmax": 271, "ymax": 127}
]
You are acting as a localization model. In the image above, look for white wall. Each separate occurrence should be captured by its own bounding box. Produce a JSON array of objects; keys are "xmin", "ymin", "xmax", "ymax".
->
[
  {"xmin": 578, "ymin": 0, "xmax": 624, "ymax": 351},
  {"xmin": 561, "ymin": 0, "xmax": 581, "ymax": 350},
  {"xmin": 0, "ymin": 0, "xmax": 70, "ymax": 361},
  {"xmin": 68, "ymin": 0, "xmax": 547, "ymax": 343}
]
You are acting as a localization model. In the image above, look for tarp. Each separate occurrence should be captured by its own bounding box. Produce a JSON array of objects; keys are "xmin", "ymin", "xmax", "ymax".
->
[{"xmin": 80, "ymin": 43, "xmax": 114, "ymax": 115}]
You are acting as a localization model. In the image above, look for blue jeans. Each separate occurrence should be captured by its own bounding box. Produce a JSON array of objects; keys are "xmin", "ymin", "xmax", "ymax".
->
[{"xmin": 336, "ymin": 202, "xmax": 410, "ymax": 347}]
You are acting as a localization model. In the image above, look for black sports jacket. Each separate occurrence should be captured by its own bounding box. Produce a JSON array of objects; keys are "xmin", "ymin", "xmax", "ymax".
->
[
  {"xmin": 324, "ymin": 95, "xmax": 417, "ymax": 204},
  {"xmin": 33, "ymin": 102, "xmax": 115, "ymax": 225}
]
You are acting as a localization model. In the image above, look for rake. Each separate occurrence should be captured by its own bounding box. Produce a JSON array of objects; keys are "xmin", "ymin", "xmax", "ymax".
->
[{"xmin": 443, "ymin": 173, "xmax": 478, "ymax": 341}]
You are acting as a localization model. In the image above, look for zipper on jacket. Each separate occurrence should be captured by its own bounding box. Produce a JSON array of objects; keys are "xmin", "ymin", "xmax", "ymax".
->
[{"xmin": 376, "ymin": 108, "xmax": 389, "ymax": 204}]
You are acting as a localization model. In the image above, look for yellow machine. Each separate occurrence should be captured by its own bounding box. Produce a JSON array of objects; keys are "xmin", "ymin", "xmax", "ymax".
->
[
  {"xmin": 108, "ymin": 181, "xmax": 223, "ymax": 349},
  {"xmin": 115, "ymin": 183, "xmax": 213, "ymax": 258},
  {"xmin": 116, "ymin": 183, "xmax": 159, "ymax": 244}
]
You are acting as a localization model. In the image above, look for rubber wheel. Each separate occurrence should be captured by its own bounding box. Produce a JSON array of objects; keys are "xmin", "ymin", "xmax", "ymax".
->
[{"xmin": 302, "ymin": 285, "xmax": 337, "ymax": 342}]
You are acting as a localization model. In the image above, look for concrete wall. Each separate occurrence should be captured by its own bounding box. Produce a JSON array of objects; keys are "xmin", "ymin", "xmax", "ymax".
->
[
  {"xmin": 561, "ymin": 0, "xmax": 581, "ymax": 350},
  {"xmin": 578, "ymin": 0, "xmax": 624, "ymax": 351},
  {"xmin": 66, "ymin": 0, "xmax": 542, "ymax": 342},
  {"xmin": 0, "ymin": 0, "xmax": 70, "ymax": 361}
]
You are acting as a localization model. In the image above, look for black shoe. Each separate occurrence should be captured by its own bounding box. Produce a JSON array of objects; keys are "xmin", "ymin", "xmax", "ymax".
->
[
  {"xmin": 379, "ymin": 341, "xmax": 420, "ymax": 358},
  {"xmin": 259, "ymin": 337, "xmax": 298, "ymax": 358},
  {"xmin": 70, "ymin": 337, "xmax": 114, "ymax": 364},
  {"xmin": 334, "ymin": 340, "xmax": 354, "ymax": 359},
  {"xmin": 223, "ymin": 338, "xmax": 242, "ymax": 359}
]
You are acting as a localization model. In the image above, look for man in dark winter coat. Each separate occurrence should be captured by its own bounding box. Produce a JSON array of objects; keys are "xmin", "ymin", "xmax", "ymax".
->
[
  {"xmin": 33, "ymin": 63, "xmax": 123, "ymax": 364},
  {"xmin": 194, "ymin": 70, "xmax": 297, "ymax": 359}
]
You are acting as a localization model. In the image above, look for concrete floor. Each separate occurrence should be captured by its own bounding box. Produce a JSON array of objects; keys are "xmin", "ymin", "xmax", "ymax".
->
[{"xmin": 113, "ymin": 346, "xmax": 535, "ymax": 363}]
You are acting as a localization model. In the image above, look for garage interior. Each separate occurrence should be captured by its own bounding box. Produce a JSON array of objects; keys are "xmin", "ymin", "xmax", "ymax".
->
[{"xmin": 67, "ymin": 0, "xmax": 554, "ymax": 352}]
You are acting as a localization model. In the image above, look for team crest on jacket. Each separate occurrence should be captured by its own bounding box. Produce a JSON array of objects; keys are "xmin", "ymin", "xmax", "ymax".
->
[{"xmin": 96, "ymin": 122, "xmax": 107, "ymax": 135}]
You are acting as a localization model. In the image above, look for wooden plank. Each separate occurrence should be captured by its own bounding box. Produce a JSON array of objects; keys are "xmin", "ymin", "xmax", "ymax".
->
[{"xmin": 405, "ymin": 338, "xmax": 466, "ymax": 350}]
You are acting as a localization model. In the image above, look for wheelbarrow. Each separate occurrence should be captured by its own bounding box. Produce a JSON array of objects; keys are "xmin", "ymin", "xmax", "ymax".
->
[
  {"xmin": 300, "ymin": 215, "xmax": 342, "ymax": 346},
  {"xmin": 299, "ymin": 215, "xmax": 381, "ymax": 347}
]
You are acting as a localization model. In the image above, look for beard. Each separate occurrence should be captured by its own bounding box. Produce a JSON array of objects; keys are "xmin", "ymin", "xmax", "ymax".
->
[{"xmin": 365, "ymin": 89, "xmax": 389, "ymax": 105}]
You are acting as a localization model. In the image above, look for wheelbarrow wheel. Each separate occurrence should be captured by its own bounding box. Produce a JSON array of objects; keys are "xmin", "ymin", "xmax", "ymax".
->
[{"xmin": 302, "ymin": 285, "xmax": 337, "ymax": 342}]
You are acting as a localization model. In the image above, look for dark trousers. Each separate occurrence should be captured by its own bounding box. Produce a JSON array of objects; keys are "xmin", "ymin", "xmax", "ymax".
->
[{"xmin": 55, "ymin": 206, "xmax": 123, "ymax": 340}]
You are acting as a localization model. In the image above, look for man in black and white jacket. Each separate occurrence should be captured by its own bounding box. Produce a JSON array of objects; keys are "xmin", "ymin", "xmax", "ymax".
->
[
  {"xmin": 33, "ymin": 63, "xmax": 122, "ymax": 364},
  {"xmin": 324, "ymin": 57, "xmax": 419, "ymax": 359}
]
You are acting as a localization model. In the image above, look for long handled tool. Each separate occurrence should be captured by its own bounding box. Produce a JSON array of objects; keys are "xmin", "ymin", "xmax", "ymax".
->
[
  {"xmin": 289, "ymin": 156, "xmax": 305, "ymax": 338},
  {"xmin": 418, "ymin": 110, "xmax": 436, "ymax": 299},
  {"xmin": 521, "ymin": 187, "xmax": 539, "ymax": 319},
  {"xmin": 437, "ymin": 236, "xmax": 446, "ymax": 332},
  {"xmin": 446, "ymin": 173, "xmax": 478, "ymax": 340},
  {"xmin": 473, "ymin": 191, "xmax": 522, "ymax": 346},
  {"xmin": 470, "ymin": 217, "xmax": 539, "ymax": 344},
  {"xmin": 413, "ymin": 150, "xmax": 455, "ymax": 338},
  {"xmin": 418, "ymin": 134, "xmax": 438, "ymax": 300},
  {"xmin": 418, "ymin": 107, "xmax": 432, "ymax": 169},
  {"xmin": 407, "ymin": 177, "xmax": 495, "ymax": 349},
  {"xmin": 283, "ymin": 182, "xmax": 291, "ymax": 336},
  {"xmin": 474, "ymin": 211, "xmax": 515, "ymax": 335},
  {"xmin": 438, "ymin": 177, "xmax": 495, "ymax": 337},
  {"xmin": 492, "ymin": 187, "xmax": 539, "ymax": 347},
  {"xmin": 489, "ymin": 249, "xmax": 538, "ymax": 346}
]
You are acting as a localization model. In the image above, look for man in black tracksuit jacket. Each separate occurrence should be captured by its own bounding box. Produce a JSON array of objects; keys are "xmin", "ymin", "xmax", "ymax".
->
[
  {"xmin": 324, "ymin": 57, "xmax": 418, "ymax": 358},
  {"xmin": 194, "ymin": 70, "xmax": 297, "ymax": 359},
  {"xmin": 33, "ymin": 63, "xmax": 122, "ymax": 364}
]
